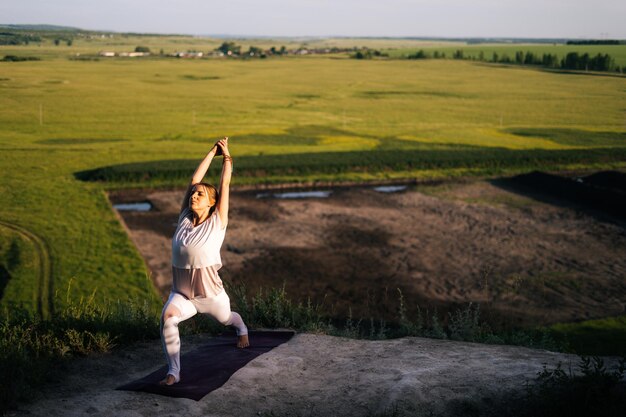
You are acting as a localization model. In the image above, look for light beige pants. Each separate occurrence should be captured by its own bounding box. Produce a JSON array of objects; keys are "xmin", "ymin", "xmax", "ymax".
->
[{"xmin": 160, "ymin": 290, "xmax": 247, "ymax": 381}]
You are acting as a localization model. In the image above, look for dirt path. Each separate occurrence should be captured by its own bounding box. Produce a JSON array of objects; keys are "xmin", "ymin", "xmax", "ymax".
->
[
  {"xmin": 0, "ymin": 220, "xmax": 53, "ymax": 318},
  {"xmin": 110, "ymin": 178, "xmax": 626, "ymax": 328},
  {"xmin": 11, "ymin": 332, "xmax": 615, "ymax": 417}
]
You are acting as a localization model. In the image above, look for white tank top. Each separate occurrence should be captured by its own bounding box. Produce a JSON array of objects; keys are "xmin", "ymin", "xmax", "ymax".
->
[{"xmin": 171, "ymin": 208, "xmax": 226, "ymax": 269}]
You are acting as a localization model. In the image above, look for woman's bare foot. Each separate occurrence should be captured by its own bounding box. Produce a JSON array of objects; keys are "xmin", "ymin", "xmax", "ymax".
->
[
  {"xmin": 237, "ymin": 334, "xmax": 250, "ymax": 348},
  {"xmin": 159, "ymin": 374, "xmax": 178, "ymax": 386}
]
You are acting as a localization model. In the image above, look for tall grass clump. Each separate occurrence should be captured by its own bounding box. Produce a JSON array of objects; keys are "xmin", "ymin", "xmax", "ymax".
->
[
  {"xmin": 517, "ymin": 356, "xmax": 626, "ymax": 417},
  {"xmin": 0, "ymin": 292, "xmax": 160, "ymax": 413},
  {"xmin": 446, "ymin": 356, "xmax": 626, "ymax": 417},
  {"xmin": 392, "ymin": 289, "xmax": 565, "ymax": 351},
  {"xmin": 227, "ymin": 282, "xmax": 332, "ymax": 333}
]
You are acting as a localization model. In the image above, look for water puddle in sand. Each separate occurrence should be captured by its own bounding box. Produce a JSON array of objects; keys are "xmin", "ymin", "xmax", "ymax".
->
[
  {"xmin": 373, "ymin": 185, "xmax": 408, "ymax": 193},
  {"xmin": 256, "ymin": 191, "xmax": 332, "ymax": 199},
  {"xmin": 113, "ymin": 202, "xmax": 152, "ymax": 211}
]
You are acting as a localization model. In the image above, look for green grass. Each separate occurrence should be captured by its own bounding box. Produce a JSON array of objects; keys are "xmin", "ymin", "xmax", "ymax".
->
[
  {"xmin": 549, "ymin": 315, "xmax": 626, "ymax": 357},
  {"xmin": 0, "ymin": 44, "xmax": 625, "ymax": 318}
]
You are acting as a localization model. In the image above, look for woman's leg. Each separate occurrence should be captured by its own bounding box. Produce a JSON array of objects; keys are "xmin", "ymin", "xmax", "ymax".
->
[
  {"xmin": 160, "ymin": 293, "xmax": 197, "ymax": 384},
  {"xmin": 193, "ymin": 291, "xmax": 249, "ymax": 347}
]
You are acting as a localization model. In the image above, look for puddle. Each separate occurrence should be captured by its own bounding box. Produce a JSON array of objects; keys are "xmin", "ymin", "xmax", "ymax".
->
[
  {"xmin": 256, "ymin": 191, "xmax": 332, "ymax": 199},
  {"xmin": 113, "ymin": 202, "xmax": 152, "ymax": 211},
  {"xmin": 373, "ymin": 185, "xmax": 408, "ymax": 193}
]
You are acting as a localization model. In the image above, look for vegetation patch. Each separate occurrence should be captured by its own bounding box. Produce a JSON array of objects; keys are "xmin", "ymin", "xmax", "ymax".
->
[
  {"xmin": 0, "ymin": 297, "xmax": 159, "ymax": 413},
  {"xmin": 180, "ymin": 74, "xmax": 221, "ymax": 80},
  {"xmin": 358, "ymin": 90, "xmax": 475, "ymax": 99},
  {"xmin": 1, "ymin": 55, "xmax": 41, "ymax": 62},
  {"xmin": 75, "ymin": 146, "xmax": 626, "ymax": 185},
  {"xmin": 549, "ymin": 315, "xmax": 626, "ymax": 357},
  {"xmin": 506, "ymin": 128, "xmax": 626, "ymax": 147},
  {"xmin": 37, "ymin": 138, "xmax": 128, "ymax": 145},
  {"xmin": 292, "ymin": 93, "xmax": 321, "ymax": 99},
  {"xmin": 207, "ymin": 133, "xmax": 320, "ymax": 147}
]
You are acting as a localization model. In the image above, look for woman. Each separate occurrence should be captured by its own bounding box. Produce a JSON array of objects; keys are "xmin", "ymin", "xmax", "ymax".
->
[{"xmin": 160, "ymin": 137, "xmax": 249, "ymax": 386}]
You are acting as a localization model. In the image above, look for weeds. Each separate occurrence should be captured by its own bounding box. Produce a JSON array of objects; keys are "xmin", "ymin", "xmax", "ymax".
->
[
  {"xmin": 227, "ymin": 282, "xmax": 332, "ymax": 333},
  {"xmin": 517, "ymin": 356, "xmax": 626, "ymax": 417},
  {"xmin": 0, "ymin": 296, "xmax": 160, "ymax": 413}
]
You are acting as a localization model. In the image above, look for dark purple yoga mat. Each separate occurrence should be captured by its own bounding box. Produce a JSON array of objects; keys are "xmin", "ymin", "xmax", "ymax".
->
[{"xmin": 116, "ymin": 330, "xmax": 295, "ymax": 401}]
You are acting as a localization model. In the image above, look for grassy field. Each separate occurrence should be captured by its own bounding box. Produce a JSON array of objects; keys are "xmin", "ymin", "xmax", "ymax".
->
[{"xmin": 1, "ymin": 37, "xmax": 625, "ymax": 327}]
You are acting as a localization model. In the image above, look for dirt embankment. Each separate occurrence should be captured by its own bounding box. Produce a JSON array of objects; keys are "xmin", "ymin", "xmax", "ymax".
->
[{"xmin": 110, "ymin": 177, "xmax": 626, "ymax": 328}]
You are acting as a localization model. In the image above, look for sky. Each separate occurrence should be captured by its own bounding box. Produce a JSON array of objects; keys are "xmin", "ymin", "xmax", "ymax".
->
[{"xmin": 2, "ymin": 0, "xmax": 626, "ymax": 39}]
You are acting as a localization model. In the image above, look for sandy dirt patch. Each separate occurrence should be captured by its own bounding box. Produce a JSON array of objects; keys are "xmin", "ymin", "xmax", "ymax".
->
[
  {"xmin": 110, "ymin": 178, "xmax": 626, "ymax": 328},
  {"xmin": 10, "ymin": 332, "xmax": 609, "ymax": 417}
]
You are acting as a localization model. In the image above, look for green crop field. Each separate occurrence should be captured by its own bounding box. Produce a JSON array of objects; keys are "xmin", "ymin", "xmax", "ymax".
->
[{"xmin": 1, "ymin": 36, "xmax": 626, "ymax": 321}]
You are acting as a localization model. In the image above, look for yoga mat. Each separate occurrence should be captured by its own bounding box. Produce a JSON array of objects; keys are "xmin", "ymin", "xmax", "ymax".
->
[{"xmin": 117, "ymin": 330, "xmax": 295, "ymax": 400}]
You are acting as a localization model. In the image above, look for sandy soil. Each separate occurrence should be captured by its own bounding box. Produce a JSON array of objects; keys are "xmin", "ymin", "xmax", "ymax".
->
[
  {"xmin": 110, "ymin": 178, "xmax": 626, "ymax": 328},
  {"xmin": 10, "ymin": 332, "xmax": 611, "ymax": 417}
]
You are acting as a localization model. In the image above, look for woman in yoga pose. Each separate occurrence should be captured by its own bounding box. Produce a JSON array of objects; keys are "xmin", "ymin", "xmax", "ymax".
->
[{"xmin": 160, "ymin": 137, "xmax": 249, "ymax": 386}]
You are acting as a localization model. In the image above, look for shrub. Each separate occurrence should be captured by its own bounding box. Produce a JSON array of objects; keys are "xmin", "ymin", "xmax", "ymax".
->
[
  {"xmin": 2, "ymin": 55, "xmax": 41, "ymax": 62},
  {"xmin": 519, "ymin": 356, "xmax": 626, "ymax": 417}
]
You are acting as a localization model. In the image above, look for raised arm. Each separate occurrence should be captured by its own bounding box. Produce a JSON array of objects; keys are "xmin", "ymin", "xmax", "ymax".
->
[
  {"xmin": 215, "ymin": 137, "xmax": 232, "ymax": 228},
  {"xmin": 180, "ymin": 143, "xmax": 219, "ymax": 213}
]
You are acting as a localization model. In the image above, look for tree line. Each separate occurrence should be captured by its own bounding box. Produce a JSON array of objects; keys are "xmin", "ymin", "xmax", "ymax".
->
[
  {"xmin": 566, "ymin": 40, "xmax": 624, "ymax": 45},
  {"xmin": 405, "ymin": 49, "xmax": 625, "ymax": 74},
  {"xmin": 0, "ymin": 32, "xmax": 42, "ymax": 45}
]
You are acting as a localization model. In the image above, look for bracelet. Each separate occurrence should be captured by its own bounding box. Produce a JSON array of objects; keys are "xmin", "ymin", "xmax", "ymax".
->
[{"xmin": 223, "ymin": 155, "xmax": 233, "ymax": 163}]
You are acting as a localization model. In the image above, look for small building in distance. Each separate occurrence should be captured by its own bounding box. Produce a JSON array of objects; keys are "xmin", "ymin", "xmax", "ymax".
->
[
  {"xmin": 171, "ymin": 51, "xmax": 204, "ymax": 58},
  {"xmin": 119, "ymin": 52, "xmax": 150, "ymax": 57}
]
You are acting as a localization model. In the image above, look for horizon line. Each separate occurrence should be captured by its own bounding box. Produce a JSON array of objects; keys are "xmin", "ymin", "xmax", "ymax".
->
[{"xmin": 2, "ymin": 23, "xmax": 625, "ymax": 41}]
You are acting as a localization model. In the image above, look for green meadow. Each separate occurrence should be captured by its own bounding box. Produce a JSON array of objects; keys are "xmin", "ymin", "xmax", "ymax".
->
[{"xmin": 1, "ymin": 36, "xmax": 625, "ymax": 349}]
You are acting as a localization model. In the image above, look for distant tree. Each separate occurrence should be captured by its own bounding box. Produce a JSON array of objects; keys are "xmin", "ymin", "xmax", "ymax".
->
[
  {"xmin": 66, "ymin": 39, "xmax": 72, "ymax": 46},
  {"xmin": 54, "ymin": 39, "xmax": 60, "ymax": 46},
  {"xmin": 433, "ymin": 51, "xmax": 440, "ymax": 59},
  {"xmin": 247, "ymin": 46, "xmax": 263, "ymax": 56},
  {"xmin": 453, "ymin": 49, "xmax": 464, "ymax": 59},
  {"xmin": 524, "ymin": 51, "xmax": 538, "ymax": 65},
  {"xmin": 478, "ymin": 51, "xmax": 484, "ymax": 61},
  {"xmin": 216, "ymin": 42, "xmax": 240, "ymax": 56},
  {"xmin": 135, "ymin": 46, "xmax": 150, "ymax": 53},
  {"xmin": 542, "ymin": 53, "xmax": 558, "ymax": 68},
  {"xmin": 159, "ymin": 48, "xmax": 164, "ymax": 55},
  {"xmin": 408, "ymin": 49, "xmax": 428, "ymax": 59},
  {"xmin": 580, "ymin": 53, "xmax": 590, "ymax": 70},
  {"xmin": 491, "ymin": 52, "xmax": 499, "ymax": 62},
  {"xmin": 515, "ymin": 51, "xmax": 524, "ymax": 64},
  {"xmin": 280, "ymin": 45, "xmax": 287, "ymax": 54},
  {"xmin": 588, "ymin": 53, "xmax": 615, "ymax": 71},
  {"xmin": 561, "ymin": 52, "xmax": 580, "ymax": 70}
]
